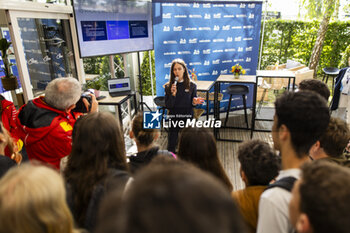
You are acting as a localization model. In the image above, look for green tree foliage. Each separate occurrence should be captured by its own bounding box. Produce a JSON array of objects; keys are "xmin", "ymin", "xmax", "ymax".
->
[
  {"xmin": 300, "ymin": 0, "xmax": 339, "ymax": 20},
  {"xmin": 260, "ymin": 19, "xmax": 350, "ymax": 75},
  {"xmin": 83, "ymin": 55, "xmax": 124, "ymax": 90},
  {"xmin": 338, "ymin": 44, "xmax": 350, "ymax": 68},
  {"xmin": 140, "ymin": 51, "xmax": 156, "ymax": 96}
]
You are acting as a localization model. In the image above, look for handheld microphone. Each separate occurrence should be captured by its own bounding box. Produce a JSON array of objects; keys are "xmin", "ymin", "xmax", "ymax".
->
[{"xmin": 174, "ymin": 77, "xmax": 179, "ymax": 85}]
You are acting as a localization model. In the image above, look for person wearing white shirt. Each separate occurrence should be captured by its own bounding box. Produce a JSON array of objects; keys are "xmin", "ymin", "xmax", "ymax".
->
[{"xmin": 257, "ymin": 91, "xmax": 330, "ymax": 233}]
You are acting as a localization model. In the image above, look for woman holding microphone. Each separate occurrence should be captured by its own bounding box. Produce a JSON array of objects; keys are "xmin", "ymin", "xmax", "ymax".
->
[{"xmin": 165, "ymin": 58, "xmax": 204, "ymax": 153}]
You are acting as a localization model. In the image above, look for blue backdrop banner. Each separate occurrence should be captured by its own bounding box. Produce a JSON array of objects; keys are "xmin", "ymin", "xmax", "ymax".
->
[{"xmin": 152, "ymin": 1, "xmax": 262, "ymax": 113}]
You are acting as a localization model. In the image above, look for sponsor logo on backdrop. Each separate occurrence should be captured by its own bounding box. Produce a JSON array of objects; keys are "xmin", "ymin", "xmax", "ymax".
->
[
  {"xmin": 175, "ymin": 15, "xmax": 187, "ymax": 18},
  {"xmin": 199, "ymin": 27, "xmax": 211, "ymax": 31},
  {"xmin": 163, "ymin": 40, "xmax": 177, "ymax": 44},
  {"xmin": 189, "ymin": 14, "xmax": 202, "ymax": 18},
  {"xmin": 163, "ymin": 13, "xmax": 171, "ymax": 18},
  {"xmin": 173, "ymin": 26, "xmax": 182, "ymax": 31},
  {"xmin": 203, "ymin": 3, "xmax": 211, "ymax": 8}
]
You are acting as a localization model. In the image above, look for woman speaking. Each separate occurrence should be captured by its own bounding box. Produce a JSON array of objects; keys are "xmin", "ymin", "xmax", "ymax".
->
[{"xmin": 165, "ymin": 58, "xmax": 204, "ymax": 153}]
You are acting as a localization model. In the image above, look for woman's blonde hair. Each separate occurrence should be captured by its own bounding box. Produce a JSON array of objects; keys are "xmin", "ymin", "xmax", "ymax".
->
[{"xmin": 0, "ymin": 163, "xmax": 80, "ymax": 233}]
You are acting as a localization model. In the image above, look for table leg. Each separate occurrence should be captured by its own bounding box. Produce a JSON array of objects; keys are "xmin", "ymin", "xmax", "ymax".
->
[
  {"xmin": 206, "ymin": 91, "xmax": 209, "ymax": 120},
  {"xmin": 292, "ymin": 77, "xmax": 296, "ymax": 91},
  {"xmin": 287, "ymin": 78, "xmax": 291, "ymax": 91},
  {"xmin": 214, "ymin": 82, "xmax": 219, "ymax": 139},
  {"xmin": 251, "ymin": 80, "xmax": 257, "ymax": 138},
  {"xmin": 117, "ymin": 104, "xmax": 123, "ymax": 127},
  {"xmin": 133, "ymin": 94, "xmax": 138, "ymax": 114}
]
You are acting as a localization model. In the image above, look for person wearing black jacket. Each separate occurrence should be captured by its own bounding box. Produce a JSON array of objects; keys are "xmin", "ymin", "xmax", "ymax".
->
[
  {"xmin": 165, "ymin": 59, "xmax": 204, "ymax": 153},
  {"xmin": 331, "ymin": 57, "xmax": 350, "ymax": 122}
]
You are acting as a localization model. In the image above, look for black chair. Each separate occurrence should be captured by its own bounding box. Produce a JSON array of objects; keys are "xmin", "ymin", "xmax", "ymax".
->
[
  {"xmin": 224, "ymin": 85, "xmax": 249, "ymax": 128},
  {"xmin": 153, "ymin": 96, "xmax": 166, "ymax": 122},
  {"xmin": 322, "ymin": 67, "xmax": 340, "ymax": 94}
]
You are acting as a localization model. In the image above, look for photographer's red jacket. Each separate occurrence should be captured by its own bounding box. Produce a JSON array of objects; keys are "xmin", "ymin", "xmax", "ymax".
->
[
  {"xmin": 16, "ymin": 96, "xmax": 81, "ymax": 169},
  {"xmin": 1, "ymin": 99, "xmax": 18, "ymax": 139}
]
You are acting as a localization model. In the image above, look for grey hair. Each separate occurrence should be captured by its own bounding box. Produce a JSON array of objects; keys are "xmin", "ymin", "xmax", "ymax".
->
[{"xmin": 44, "ymin": 78, "xmax": 81, "ymax": 110}]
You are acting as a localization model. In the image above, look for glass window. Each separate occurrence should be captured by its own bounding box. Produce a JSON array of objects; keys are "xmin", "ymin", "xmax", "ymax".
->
[{"xmin": 17, "ymin": 18, "xmax": 77, "ymax": 96}]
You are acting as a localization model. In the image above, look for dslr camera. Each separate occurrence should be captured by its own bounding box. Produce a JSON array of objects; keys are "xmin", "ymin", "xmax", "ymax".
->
[{"xmin": 72, "ymin": 89, "xmax": 94, "ymax": 113}]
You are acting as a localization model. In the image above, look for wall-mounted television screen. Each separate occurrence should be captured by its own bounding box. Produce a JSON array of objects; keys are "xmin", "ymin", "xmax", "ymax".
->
[{"xmin": 73, "ymin": 0, "xmax": 153, "ymax": 57}]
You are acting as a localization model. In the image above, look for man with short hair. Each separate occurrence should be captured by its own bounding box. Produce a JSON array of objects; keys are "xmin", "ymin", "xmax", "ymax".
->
[
  {"xmin": 232, "ymin": 139, "xmax": 281, "ymax": 233},
  {"xmin": 16, "ymin": 77, "xmax": 98, "ymax": 169},
  {"xmin": 298, "ymin": 79, "xmax": 330, "ymax": 101},
  {"xmin": 309, "ymin": 117, "xmax": 350, "ymax": 167},
  {"xmin": 289, "ymin": 160, "xmax": 350, "ymax": 233},
  {"xmin": 257, "ymin": 91, "xmax": 330, "ymax": 233}
]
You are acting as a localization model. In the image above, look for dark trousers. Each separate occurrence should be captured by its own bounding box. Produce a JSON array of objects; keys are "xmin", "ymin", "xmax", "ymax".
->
[{"xmin": 167, "ymin": 126, "xmax": 180, "ymax": 153}]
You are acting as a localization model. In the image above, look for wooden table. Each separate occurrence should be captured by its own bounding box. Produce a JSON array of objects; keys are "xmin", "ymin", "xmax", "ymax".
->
[
  {"xmin": 97, "ymin": 91, "xmax": 137, "ymax": 126},
  {"xmin": 256, "ymin": 70, "xmax": 296, "ymax": 91},
  {"xmin": 255, "ymin": 70, "xmax": 295, "ymax": 131},
  {"xmin": 194, "ymin": 80, "xmax": 215, "ymax": 120},
  {"xmin": 214, "ymin": 75, "xmax": 256, "ymax": 142}
]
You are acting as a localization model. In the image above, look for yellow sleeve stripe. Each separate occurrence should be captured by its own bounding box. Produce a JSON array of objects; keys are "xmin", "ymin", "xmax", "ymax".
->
[{"xmin": 60, "ymin": 122, "xmax": 73, "ymax": 132}]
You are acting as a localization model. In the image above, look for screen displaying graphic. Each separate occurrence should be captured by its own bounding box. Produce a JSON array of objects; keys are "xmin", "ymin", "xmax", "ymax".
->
[
  {"xmin": 153, "ymin": 1, "xmax": 262, "ymax": 113},
  {"xmin": 110, "ymin": 83, "xmax": 129, "ymax": 89},
  {"xmin": 73, "ymin": 0, "xmax": 153, "ymax": 57}
]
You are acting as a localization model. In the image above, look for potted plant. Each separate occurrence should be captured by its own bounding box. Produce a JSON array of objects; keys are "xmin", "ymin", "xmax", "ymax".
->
[{"xmin": 0, "ymin": 38, "xmax": 18, "ymax": 91}]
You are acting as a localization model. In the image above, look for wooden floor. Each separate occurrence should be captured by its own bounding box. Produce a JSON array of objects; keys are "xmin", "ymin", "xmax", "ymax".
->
[{"xmin": 158, "ymin": 111, "xmax": 274, "ymax": 191}]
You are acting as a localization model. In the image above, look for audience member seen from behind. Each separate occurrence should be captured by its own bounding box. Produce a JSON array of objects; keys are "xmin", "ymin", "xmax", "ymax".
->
[
  {"xmin": 309, "ymin": 117, "xmax": 350, "ymax": 167},
  {"xmin": 165, "ymin": 58, "xmax": 204, "ymax": 153},
  {"xmin": 0, "ymin": 164, "xmax": 82, "ymax": 233},
  {"xmin": 129, "ymin": 113, "xmax": 175, "ymax": 174},
  {"xmin": 96, "ymin": 160, "xmax": 247, "ymax": 233},
  {"xmin": 232, "ymin": 139, "xmax": 281, "ymax": 233},
  {"xmin": 177, "ymin": 127, "xmax": 233, "ymax": 192},
  {"xmin": 289, "ymin": 160, "xmax": 350, "ymax": 233},
  {"xmin": 16, "ymin": 77, "xmax": 98, "ymax": 169},
  {"xmin": 0, "ymin": 123, "xmax": 20, "ymax": 178},
  {"xmin": 64, "ymin": 112, "xmax": 130, "ymax": 232},
  {"xmin": 257, "ymin": 91, "xmax": 330, "ymax": 233},
  {"xmin": 298, "ymin": 79, "xmax": 330, "ymax": 101}
]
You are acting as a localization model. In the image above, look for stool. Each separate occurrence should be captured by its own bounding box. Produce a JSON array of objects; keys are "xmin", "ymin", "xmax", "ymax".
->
[
  {"xmin": 322, "ymin": 67, "xmax": 340, "ymax": 94},
  {"xmin": 224, "ymin": 85, "xmax": 249, "ymax": 128},
  {"xmin": 153, "ymin": 96, "xmax": 166, "ymax": 121}
]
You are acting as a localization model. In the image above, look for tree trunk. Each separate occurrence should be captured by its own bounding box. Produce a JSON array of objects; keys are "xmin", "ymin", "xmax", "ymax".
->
[{"xmin": 308, "ymin": 0, "xmax": 335, "ymax": 77}]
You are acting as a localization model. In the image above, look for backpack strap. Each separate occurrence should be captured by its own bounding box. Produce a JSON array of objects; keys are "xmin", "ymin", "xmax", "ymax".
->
[{"xmin": 265, "ymin": 176, "xmax": 297, "ymax": 192}]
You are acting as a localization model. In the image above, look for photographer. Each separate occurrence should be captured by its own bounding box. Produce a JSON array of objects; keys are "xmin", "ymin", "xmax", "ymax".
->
[{"xmin": 16, "ymin": 77, "xmax": 98, "ymax": 169}]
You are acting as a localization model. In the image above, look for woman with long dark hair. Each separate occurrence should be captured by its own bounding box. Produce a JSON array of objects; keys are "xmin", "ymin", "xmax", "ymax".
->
[
  {"xmin": 165, "ymin": 58, "xmax": 204, "ymax": 152},
  {"xmin": 177, "ymin": 127, "xmax": 233, "ymax": 192},
  {"xmin": 64, "ymin": 112, "xmax": 129, "ymax": 232}
]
